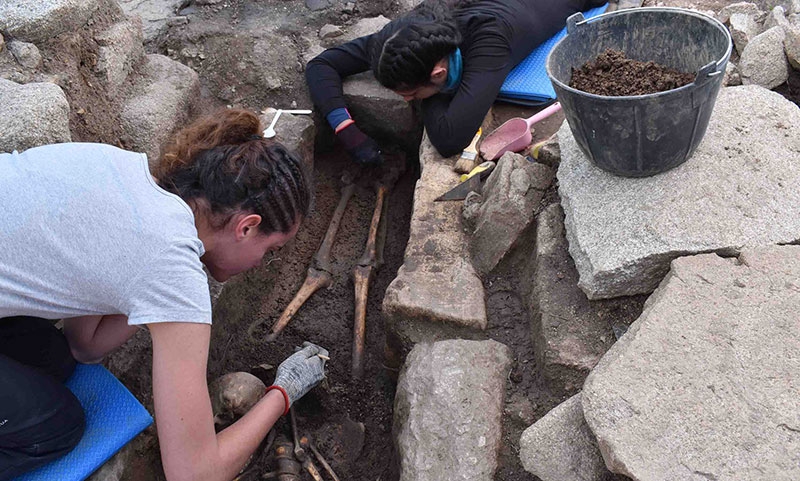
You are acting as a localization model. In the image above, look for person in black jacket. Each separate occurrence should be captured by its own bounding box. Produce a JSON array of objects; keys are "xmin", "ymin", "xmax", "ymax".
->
[{"xmin": 306, "ymin": 0, "xmax": 605, "ymax": 163}]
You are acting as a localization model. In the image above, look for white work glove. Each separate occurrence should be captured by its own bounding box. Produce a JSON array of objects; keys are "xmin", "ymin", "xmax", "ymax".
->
[{"xmin": 267, "ymin": 341, "xmax": 328, "ymax": 415}]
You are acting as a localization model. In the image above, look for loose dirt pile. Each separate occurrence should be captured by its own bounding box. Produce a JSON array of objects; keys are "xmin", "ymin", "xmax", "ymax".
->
[{"xmin": 570, "ymin": 49, "xmax": 695, "ymax": 96}]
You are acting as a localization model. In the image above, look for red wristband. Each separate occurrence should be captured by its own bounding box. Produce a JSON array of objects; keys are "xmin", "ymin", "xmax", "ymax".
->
[
  {"xmin": 266, "ymin": 385, "xmax": 290, "ymax": 416},
  {"xmin": 334, "ymin": 118, "xmax": 355, "ymax": 134}
]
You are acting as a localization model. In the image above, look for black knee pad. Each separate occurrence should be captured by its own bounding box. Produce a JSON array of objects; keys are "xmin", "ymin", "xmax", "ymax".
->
[
  {"xmin": 0, "ymin": 355, "xmax": 86, "ymax": 479},
  {"xmin": 0, "ymin": 316, "xmax": 76, "ymax": 382}
]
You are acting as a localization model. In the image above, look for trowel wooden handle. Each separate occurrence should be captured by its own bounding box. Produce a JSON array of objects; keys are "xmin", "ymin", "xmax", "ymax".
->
[{"xmin": 525, "ymin": 102, "xmax": 562, "ymax": 128}]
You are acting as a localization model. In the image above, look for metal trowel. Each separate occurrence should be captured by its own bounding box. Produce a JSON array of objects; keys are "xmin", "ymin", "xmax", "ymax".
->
[{"xmin": 435, "ymin": 161, "xmax": 496, "ymax": 201}]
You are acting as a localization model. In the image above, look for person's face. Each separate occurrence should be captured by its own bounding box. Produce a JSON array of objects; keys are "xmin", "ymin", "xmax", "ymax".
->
[
  {"xmin": 394, "ymin": 83, "xmax": 443, "ymax": 101},
  {"xmin": 203, "ymin": 216, "xmax": 300, "ymax": 282},
  {"xmin": 393, "ymin": 60, "xmax": 449, "ymax": 101}
]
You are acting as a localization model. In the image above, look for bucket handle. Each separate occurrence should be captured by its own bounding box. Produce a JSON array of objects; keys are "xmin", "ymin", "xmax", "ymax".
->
[
  {"xmin": 694, "ymin": 61, "xmax": 722, "ymax": 86},
  {"xmin": 566, "ymin": 12, "xmax": 586, "ymax": 35}
]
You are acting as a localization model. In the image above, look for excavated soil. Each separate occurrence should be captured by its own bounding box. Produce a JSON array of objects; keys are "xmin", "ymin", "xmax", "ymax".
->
[{"xmin": 570, "ymin": 49, "xmax": 695, "ymax": 96}]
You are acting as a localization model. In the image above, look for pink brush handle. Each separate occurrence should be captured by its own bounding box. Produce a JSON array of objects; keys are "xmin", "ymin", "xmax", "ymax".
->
[{"xmin": 525, "ymin": 102, "xmax": 562, "ymax": 128}]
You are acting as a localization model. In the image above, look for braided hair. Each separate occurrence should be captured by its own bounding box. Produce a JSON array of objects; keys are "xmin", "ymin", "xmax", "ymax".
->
[
  {"xmin": 156, "ymin": 109, "xmax": 311, "ymax": 235},
  {"xmin": 369, "ymin": 0, "xmax": 464, "ymax": 90}
]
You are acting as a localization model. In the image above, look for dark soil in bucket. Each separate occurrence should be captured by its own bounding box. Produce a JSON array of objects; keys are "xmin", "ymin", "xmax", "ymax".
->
[{"xmin": 570, "ymin": 49, "xmax": 695, "ymax": 96}]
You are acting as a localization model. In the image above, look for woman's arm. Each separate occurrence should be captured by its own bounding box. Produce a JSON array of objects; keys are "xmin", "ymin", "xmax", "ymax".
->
[
  {"xmin": 148, "ymin": 322, "xmax": 285, "ymax": 481},
  {"xmin": 63, "ymin": 314, "xmax": 139, "ymax": 363},
  {"xmin": 305, "ymin": 35, "xmax": 373, "ymax": 119},
  {"xmin": 422, "ymin": 29, "xmax": 515, "ymax": 157}
]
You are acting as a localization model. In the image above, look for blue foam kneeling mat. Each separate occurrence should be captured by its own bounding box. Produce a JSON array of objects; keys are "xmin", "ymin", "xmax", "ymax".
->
[
  {"xmin": 498, "ymin": 4, "xmax": 609, "ymax": 104},
  {"xmin": 13, "ymin": 364, "xmax": 153, "ymax": 481}
]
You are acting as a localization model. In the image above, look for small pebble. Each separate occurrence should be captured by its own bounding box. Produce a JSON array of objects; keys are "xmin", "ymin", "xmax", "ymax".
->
[
  {"xmin": 167, "ymin": 16, "xmax": 189, "ymax": 26},
  {"xmin": 8, "ymin": 41, "xmax": 42, "ymax": 69},
  {"xmin": 319, "ymin": 24, "xmax": 343, "ymax": 40}
]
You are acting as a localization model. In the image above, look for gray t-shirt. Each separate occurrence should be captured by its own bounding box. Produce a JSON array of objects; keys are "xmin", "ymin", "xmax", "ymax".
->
[{"xmin": 0, "ymin": 143, "xmax": 212, "ymax": 326}]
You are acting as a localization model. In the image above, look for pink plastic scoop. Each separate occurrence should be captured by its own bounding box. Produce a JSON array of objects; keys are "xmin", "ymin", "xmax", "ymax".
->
[{"xmin": 479, "ymin": 102, "xmax": 562, "ymax": 161}]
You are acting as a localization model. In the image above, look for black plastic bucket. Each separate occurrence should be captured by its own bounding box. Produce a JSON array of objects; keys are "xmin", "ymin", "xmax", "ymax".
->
[{"xmin": 546, "ymin": 8, "xmax": 732, "ymax": 177}]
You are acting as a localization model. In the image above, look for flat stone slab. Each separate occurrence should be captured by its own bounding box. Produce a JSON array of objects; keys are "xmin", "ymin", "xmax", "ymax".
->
[
  {"xmin": 0, "ymin": 79, "xmax": 71, "ymax": 153},
  {"xmin": 395, "ymin": 339, "xmax": 512, "ymax": 481},
  {"xmin": 383, "ymin": 134, "xmax": 486, "ymax": 351},
  {"xmin": 121, "ymin": 54, "xmax": 199, "ymax": 168},
  {"xmin": 582, "ymin": 246, "xmax": 800, "ymax": 481},
  {"xmin": 0, "ymin": 0, "xmax": 105, "ymax": 44},
  {"xmin": 520, "ymin": 393, "xmax": 613, "ymax": 481},
  {"xmin": 558, "ymin": 85, "xmax": 800, "ymax": 299}
]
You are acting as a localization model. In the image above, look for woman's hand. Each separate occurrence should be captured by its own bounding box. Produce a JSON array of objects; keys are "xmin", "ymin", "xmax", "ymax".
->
[{"xmin": 269, "ymin": 342, "xmax": 329, "ymax": 413}]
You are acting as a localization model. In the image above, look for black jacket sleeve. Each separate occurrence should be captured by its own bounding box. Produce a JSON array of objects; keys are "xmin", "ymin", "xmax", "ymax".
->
[
  {"xmin": 305, "ymin": 36, "xmax": 373, "ymax": 118},
  {"xmin": 422, "ymin": 25, "xmax": 515, "ymax": 158}
]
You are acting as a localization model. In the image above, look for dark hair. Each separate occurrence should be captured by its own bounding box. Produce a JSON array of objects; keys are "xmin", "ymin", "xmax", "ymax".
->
[
  {"xmin": 157, "ymin": 109, "xmax": 311, "ymax": 235},
  {"xmin": 369, "ymin": 0, "xmax": 462, "ymax": 90}
]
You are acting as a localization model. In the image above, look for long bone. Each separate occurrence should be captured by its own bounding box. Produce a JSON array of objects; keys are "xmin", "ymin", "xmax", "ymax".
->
[
  {"xmin": 290, "ymin": 406, "xmax": 325, "ymax": 481},
  {"xmin": 306, "ymin": 437, "xmax": 340, "ymax": 481},
  {"xmin": 249, "ymin": 175, "xmax": 356, "ymax": 342},
  {"xmin": 351, "ymin": 182, "xmax": 391, "ymax": 379}
]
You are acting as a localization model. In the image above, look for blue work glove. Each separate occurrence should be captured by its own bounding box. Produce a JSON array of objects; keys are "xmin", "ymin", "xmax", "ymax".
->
[
  {"xmin": 267, "ymin": 341, "xmax": 328, "ymax": 415},
  {"xmin": 336, "ymin": 122, "xmax": 382, "ymax": 166}
]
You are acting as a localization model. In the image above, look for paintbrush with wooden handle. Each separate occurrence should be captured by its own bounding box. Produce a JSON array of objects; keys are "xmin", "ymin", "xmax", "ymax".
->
[{"xmin": 453, "ymin": 128, "xmax": 482, "ymax": 174}]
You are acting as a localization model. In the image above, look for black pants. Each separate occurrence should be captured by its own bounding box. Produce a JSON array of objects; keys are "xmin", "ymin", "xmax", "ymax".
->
[{"xmin": 0, "ymin": 317, "xmax": 86, "ymax": 480}]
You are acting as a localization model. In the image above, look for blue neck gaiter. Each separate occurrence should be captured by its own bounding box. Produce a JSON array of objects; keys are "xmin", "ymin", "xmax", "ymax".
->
[{"xmin": 441, "ymin": 48, "xmax": 463, "ymax": 94}]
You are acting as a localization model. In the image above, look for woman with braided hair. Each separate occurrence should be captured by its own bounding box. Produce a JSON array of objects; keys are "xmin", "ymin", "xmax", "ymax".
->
[
  {"xmin": 0, "ymin": 109, "xmax": 328, "ymax": 481},
  {"xmin": 307, "ymin": 0, "xmax": 605, "ymax": 161}
]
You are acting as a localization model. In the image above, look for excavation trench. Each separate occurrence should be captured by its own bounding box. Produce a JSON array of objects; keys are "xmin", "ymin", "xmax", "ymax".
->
[{"xmin": 205, "ymin": 146, "xmax": 415, "ymax": 480}]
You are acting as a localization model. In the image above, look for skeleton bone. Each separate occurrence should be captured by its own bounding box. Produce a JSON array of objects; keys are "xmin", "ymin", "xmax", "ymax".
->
[
  {"xmin": 248, "ymin": 179, "xmax": 355, "ymax": 342},
  {"xmin": 290, "ymin": 406, "xmax": 325, "ymax": 481},
  {"xmin": 351, "ymin": 183, "xmax": 389, "ymax": 379},
  {"xmin": 262, "ymin": 436, "xmax": 301, "ymax": 480},
  {"xmin": 306, "ymin": 437, "xmax": 341, "ymax": 481}
]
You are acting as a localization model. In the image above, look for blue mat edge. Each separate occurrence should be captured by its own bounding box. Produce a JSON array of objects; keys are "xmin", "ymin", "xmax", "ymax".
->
[
  {"xmin": 498, "ymin": 4, "xmax": 610, "ymax": 103},
  {"xmin": 12, "ymin": 364, "xmax": 153, "ymax": 481}
]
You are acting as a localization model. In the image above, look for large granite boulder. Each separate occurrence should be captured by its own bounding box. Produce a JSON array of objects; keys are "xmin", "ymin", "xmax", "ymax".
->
[
  {"xmin": 0, "ymin": 0, "xmax": 106, "ymax": 44},
  {"xmin": 785, "ymin": 24, "xmax": 800, "ymax": 69},
  {"xmin": 120, "ymin": 54, "xmax": 199, "ymax": 168},
  {"xmin": 558, "ymin": 85, "xmax": 800, "ymax": 299},
  {"xmin": 394, "ymin": 340, "xmax": 512, "ymax": 481},
  {"xmin": 739, "ymin": 26, "xmax": 789, "ymax": 89},
  {"xmin": 0, "ymin": 79, "xmax": 71, "ymax": 153},
  {"xmin": 582, "ymin": 246, "xmax": 800, "ymax": 481}
]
